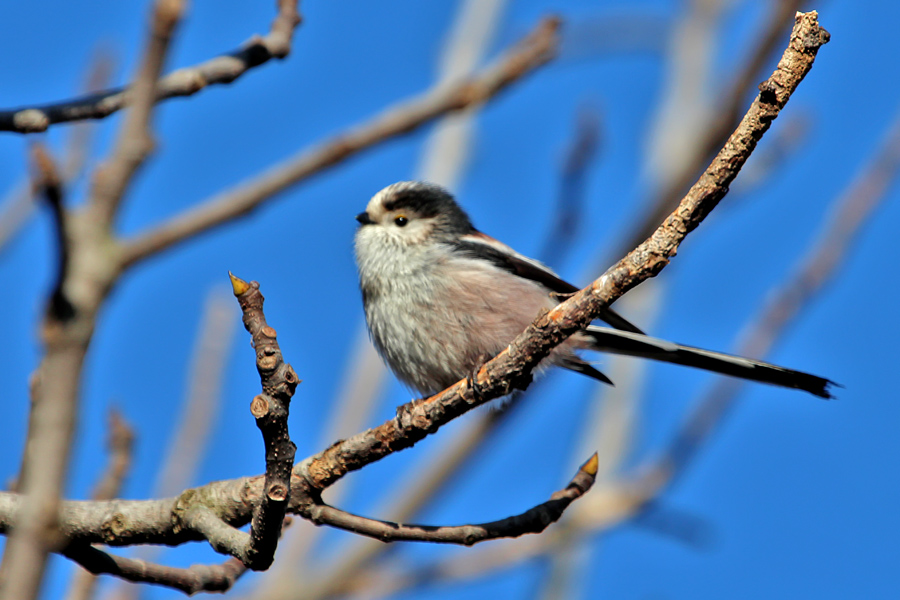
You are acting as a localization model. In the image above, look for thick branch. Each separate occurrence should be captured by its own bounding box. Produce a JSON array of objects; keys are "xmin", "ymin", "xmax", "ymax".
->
[
  {"xmin": 303, "ymin": 454, "xmax": 597, "ymax": 545},
  {"xmin": 0, "ymin": 5, "xmax": 184, "ymax": 599},
  {"xmin": 0, "ymin": 1, "xmax": 301, "ymax": 134},
  {"xmin": 296, "ymin": 10, "xmax": 829, "ymax": 495},
  {"xmin": 119, "ymin": 17, "xmax": 561, "ymax": 267}
]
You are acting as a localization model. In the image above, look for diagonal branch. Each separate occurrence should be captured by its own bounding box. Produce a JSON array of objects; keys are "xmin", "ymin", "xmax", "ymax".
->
[
  {"xmin": 118, "ymin": 17, "xmax": 561, "ymax": 268},
  {"xmin": 296, "ymin": 11, "xmax": 831, "ymax": 497},
  {"xmin": 0, "ymin": 1, "xmax": 302, "ymax": 134},
  {"xmin": 303, "ymin": 454, "xmax": 597, "ymax": 545},
  {"xmin": 614, "ymin": 0, "xmax": 808, "ymax": 259}
]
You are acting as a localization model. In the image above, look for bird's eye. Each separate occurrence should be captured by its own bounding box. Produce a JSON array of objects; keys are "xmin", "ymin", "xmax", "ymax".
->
[{"xmin": 394, "ymin": 215, "xmax": 409, "ymax": 227}]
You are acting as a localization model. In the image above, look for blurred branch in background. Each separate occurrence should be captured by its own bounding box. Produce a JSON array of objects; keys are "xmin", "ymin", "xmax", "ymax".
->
[
  {"xmin": 1, "ymin": 1, "xmax": 184, "ymax": 597},
  {"xmin": 615, "ymin": 0, "xmax": 807, "ymax": 259},
  {"xmin": 0, "ymin": 52, "xmax": 113, "ymax": 254},
  {"xmin": 64, "ymin": 411, "xmax": 134, "ymax": 600},
  {"xmin": 106, "ymin": 286, "xmax": 236, "ymax": 600},
  {"xmin": 560, "ymin": 11, "xmax": 670, "ymax": 61},
  {"xmin": 0, "ymin": 1, "xmax": 301, "ymax": 133},
  {"xmin": 539, "ymin": 105, "xmax": 602, "ymax": 267},
  {"xmin": 119, "ymin": 16, "xmax": 561, "ymax": 268}
]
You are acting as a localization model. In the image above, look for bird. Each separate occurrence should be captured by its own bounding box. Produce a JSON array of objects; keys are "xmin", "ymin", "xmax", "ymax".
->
[{"xmin": 353, "ymin": 181, "xmax": 835, "ymax": 400}]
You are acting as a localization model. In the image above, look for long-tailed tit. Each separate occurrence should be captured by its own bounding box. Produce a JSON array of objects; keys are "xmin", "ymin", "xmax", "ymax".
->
[{"xmin": 354, "ymin": 181, "xmax": 834, "ymax": 399}]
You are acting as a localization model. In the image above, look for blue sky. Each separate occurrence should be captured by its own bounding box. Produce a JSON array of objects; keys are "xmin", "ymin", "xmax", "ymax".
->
[{"xmin": 0, "ymin": 1, "xmax": 898, "ymax": 599}]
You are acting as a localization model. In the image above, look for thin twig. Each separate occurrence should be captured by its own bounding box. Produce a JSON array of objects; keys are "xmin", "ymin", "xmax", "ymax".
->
[
  {"xmin": 304, "ymin": 454, "xmax": 597, "ymax": 545},
  {"xmin": 64, "ymin": 410, "xmax": 135, "ymax": 600},
  {"xmin": 119, "ymin": 17, "xmax": 561, "ymax": 267},
  {"xmin": 539, "ymin": 105, "xmax": 602, "ymax": 266},
  {"xmin": 29, "ymin": 144, "xmax": 72, "ymax": 321},
  {"xmin": 62, "ymin": 544, "xmax": 248, "ymax": 595},
  {"xmin": 0, "ymin": 1, "xmax": 302, "ymax": 134}
]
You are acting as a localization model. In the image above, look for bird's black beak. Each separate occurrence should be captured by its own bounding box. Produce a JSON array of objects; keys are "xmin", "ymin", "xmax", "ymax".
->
[{"xmin": 356, "ymin": 212, "xmax": 374, "ymax": 226}]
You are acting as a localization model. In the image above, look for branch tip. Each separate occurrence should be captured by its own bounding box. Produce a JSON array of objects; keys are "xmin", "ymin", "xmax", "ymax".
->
[
  {"xmin": 580, "ymin": 453, "xmax": 599, "ymax": 477},
  {"xmin": 228, "ymin": 271, "xmax": 251, "ymax": 296}
]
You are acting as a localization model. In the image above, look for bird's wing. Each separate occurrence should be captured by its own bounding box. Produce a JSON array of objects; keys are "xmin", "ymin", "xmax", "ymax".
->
[{"xmin": 451, "ymin": 231, "xmax": 644, "ymax": 334}]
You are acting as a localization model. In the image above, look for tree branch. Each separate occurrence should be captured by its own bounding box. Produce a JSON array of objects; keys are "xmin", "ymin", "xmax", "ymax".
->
[
  {"xmin": 29, "ymin": 144, "xmax": 72, "ymax": 321},
  {"xmin": 0, "ymin": 5, "xmax": 184, "ymax": 599},
  {"xmin": 0, "ymin": 1, "xmax": 302, "ymax": 134},
  {"xmin": 614, "ymin": 0, "xmax": 808, "ymax": 257},
  {"xmin": 62, "ymin": 544, "xmax": 248, "ymax": 595},
  {"xmin": 118, "ymin": 16, "xmax": 561, "ymax": 268},
  {"xmin": 0, "ymin": 11, "xmax": 828, "ymax": 582},
  {"xmin": 65, "ymin": 410, "xmax": 135, "ymax": 600},
  {"xmin": 230, "ymin": 274, "xmax": 298, "ymax": 570},
  {"xmin": 294, "ymin": 6, "xmax": 828, "ymax": 501},
  {"xmin": 303, "ymin": 454, "xmax": 597, "ymax": 545},
  {"xmin": 87, "ymin": 0, "xmax": 185, "ymax": 227}
]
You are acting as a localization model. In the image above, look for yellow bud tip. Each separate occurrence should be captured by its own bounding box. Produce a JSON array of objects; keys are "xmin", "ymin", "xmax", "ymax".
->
[
  {"xmin": 229, "ymin": 271, "xmax": 250, "ymax": 296},
  {"xmin": 580, "ymin": 452, "xmax": 599, "ymax": 477}
]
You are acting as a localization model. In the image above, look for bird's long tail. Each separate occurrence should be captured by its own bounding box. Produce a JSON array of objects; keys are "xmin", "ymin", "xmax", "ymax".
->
[{"xmin": 583, "ymin": 326, "xmax": 836, "ymax": 399}]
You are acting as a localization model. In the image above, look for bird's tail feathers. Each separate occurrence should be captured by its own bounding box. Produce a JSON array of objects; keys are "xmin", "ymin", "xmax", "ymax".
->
[{"xmin": 583, "ymin": 326, "xmax": 836, "ymax": 399}]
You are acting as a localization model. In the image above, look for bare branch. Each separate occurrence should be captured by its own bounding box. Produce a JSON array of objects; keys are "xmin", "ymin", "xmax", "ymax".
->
[
  {"xmin": 296, "ymin": 10, "xmax": 829, "ymax": 499},
  {"xmin": 29, "ymin": 144, "xmax": 72, "ymax": 321},
  {"xmin": 62, "ymin": 544, "xmax": 248, "ymax": 596},
  {"xmin": 119, "ymin": 17, "xmax": 562, "ymax": 268},
  {"xmin": 0, "ymin": 4, "xmax": 185, "ymax": 598},
  {"xmin": 230, "ymin": 274, "xmax": 298, "ymax": 570},
  {"xmin": 539, "ymin": 105, "xmax": 602, "ymax": 266},
  {"xmin": 0, "ymin": 1, "xmax": 302, "ymax": 134},
  {"xmin": 0, "ymin": 51, "xmax": 114, "ymax": 254},
  {"xmin": 88, "ymin": 0, "xmax": 185, "ymax": 226},
  {"xmin": 0, "ymin": 13, "xmax": 828, "ymax": 582},
  {"xmin": 304, "ymin": 455, "xmax": 598, "ymax": 545},
  {"xmin": 615, "ymin": 0, "xmax": 807, "ymax": 258},
  {"xmin": 64, "ymin": 410, "xmax": 135, "ymax": 600}
]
